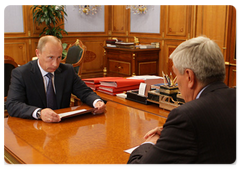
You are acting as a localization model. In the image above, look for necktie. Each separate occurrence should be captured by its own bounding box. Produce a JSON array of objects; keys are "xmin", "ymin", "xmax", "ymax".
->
[{"xmin": 46, "ymin": 73, "xmax": 57, "ymax": 110}]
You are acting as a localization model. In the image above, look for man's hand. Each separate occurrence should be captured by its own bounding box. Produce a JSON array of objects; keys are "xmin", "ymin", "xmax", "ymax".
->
[
  {"xmin": 145, "ymin": 134, "xmax": 160, "ymax": 144},
  {"xmin": 144, "ymin": 126, "xmax": 163, "ymax": 140},
  {"xmin": 93, "ymin": 101, "xmax": 106, "ymax": 115},
  {"xmin": 40, "ymin": 108, "xmax": 61, "ymax": 123}
]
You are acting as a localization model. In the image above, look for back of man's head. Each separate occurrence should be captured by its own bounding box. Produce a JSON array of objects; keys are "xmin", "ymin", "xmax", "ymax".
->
[{"xmin": 169, "ymin": 36, "xmax": 225, "ymax": 85}]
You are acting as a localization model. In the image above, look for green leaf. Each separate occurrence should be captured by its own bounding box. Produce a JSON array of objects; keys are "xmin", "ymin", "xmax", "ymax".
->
[
  {"xmin": 32, "ymin": 5, "xmax": 68, "ymax": 39},
  {"xmin": 62, "ymin": 43, "xmax": 68, "ymax": 50}
]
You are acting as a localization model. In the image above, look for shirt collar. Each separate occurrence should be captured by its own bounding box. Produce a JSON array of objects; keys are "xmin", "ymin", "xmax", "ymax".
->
[
  {"xmin": 196, "ymin": 85, "xmax": 209, "ymax": 99},
  {"xmin": 37, "ymin": 59, "xmax": 54, "ymax": 77}
]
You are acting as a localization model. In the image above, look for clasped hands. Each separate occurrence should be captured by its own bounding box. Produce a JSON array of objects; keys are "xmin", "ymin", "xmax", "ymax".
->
[
  {"xmin": 143, "ymin": 126, "xmax": 163, "ymax": 144},
  {"xmin": 40, "ymin": 101, "xmax": 106, "ymax": 123}
]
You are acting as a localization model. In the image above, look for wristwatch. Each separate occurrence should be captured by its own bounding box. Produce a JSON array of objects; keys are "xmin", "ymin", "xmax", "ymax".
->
[{"xmin": 36, "ymin": 109, "xmax": 42, "ymax": 120}]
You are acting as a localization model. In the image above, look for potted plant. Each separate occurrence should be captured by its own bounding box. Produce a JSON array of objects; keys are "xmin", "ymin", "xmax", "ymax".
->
[{"xmin": 31, "ymin": 5, "xmax": 68, "ymax": 58}]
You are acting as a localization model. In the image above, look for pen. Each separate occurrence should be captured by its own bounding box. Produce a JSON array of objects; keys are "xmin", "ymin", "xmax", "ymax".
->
[
  {"xmin": 170, "ymin": 72, "xmax": 173, "ymax": 86},
  {"xmin": 166, "ymin": 75, "xmax": 171, "ymax": 86},
  {"xmin": 173, "ymin": 76, "xmax": 177, "ymax": 86},
  {"xmin": 162, "ymin": 71, "xmax": 167, "ymax": 86}
]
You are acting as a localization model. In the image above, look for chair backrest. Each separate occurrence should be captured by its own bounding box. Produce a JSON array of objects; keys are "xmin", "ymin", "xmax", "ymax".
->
[
  {"xmin": 65, "ymin": 45, "xmax": 83, "ymax": 73},
  {"xmin": 4, "ymin": 56, "xmax": 18, "ymax": 98},
  {"xmin": 62, "ymin": 39, "xmax": 86, "ymax": 76},
  {"xmin": 4, "ymin": 55, "xmax": 15, "ymax": 61}
]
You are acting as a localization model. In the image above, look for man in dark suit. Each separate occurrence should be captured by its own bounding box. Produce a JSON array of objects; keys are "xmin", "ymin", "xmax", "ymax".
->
[
  {"xmin": 6, "ymin": 35, "xmax": 106, "ymax": 123},
  {"xmin": 127, "ymin": 36, "xmax": 236, "ymax": 163}
]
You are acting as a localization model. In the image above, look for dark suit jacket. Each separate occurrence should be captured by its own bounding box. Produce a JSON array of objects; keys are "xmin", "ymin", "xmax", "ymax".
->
[
  {"xmin": 6, "ymin": 60, "xmax": 102, "ymax": 119},
  {"xmin": 127, "ymin": 82, "xmax": 236, "ymax": 163}
]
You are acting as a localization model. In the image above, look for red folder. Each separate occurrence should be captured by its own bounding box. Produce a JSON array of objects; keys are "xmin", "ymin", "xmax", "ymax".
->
[
  {"xmin": 86, "ymin": 84, "xmax": 100, "ymax": 91},
  {"xmin": 97, "ymin": 89, "xmax": 122, "ymax": 96},
  {"xmin": 100, "ymin": 79, "xmax": 145, "ymax": 88},
  {"xmin": 98, "ymin": 85, "xmax": 140, "ymax": 92},
  {"xmin": 83, "ymin": 77, "xmax": 124, "ymax": 84}
]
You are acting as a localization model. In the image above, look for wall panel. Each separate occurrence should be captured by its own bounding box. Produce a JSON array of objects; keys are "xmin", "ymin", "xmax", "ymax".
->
[
  {"xmin": 111, "ymin": 5, "xmax": 128, "ymax": 35},
  {"xmin": 4, "ymin": 39, "xmax": 29, "ymax": 65},
  {"xmin": 164, "ymin": 6, "xmax": 190, "ymax": 39},
  {"xmin": 196, "ymin": 5, "xmax": 228, "ymax": 60}
]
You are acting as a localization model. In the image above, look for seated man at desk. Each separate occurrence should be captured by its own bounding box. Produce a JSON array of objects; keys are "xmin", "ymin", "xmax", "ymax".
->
[
  {"xmin": 6, "ymin": 35, "xmax": 106, "ymax": 123},
  {"xmin": 127, "ymin": 36, "xmax": 236, "ymax": 163}
]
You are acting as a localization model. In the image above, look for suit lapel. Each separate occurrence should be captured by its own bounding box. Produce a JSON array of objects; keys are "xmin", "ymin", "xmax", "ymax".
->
[{"xmin": 30, "ymin": 60, "xmax": 47, "ymax": 107}]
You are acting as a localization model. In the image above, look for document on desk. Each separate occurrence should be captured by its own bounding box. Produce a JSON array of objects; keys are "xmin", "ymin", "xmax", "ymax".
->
[
  {"xmin": 124, "ymin": 145, "xmax": 139, "ymax": 154},
  {"xmin": 58, "ymin": 108, "xmax": 96, "ymax": 119}
]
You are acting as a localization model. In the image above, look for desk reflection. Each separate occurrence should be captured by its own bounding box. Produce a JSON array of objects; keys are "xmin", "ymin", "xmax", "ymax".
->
[{"xmin": 5, "ymin": 101, "xmax": 166, "ymax": 164}]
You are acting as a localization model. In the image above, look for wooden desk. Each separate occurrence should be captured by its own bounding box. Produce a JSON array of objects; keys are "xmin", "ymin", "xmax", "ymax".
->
[
  {"xmin": 96, "ymin": 91, "xmax": 170, "ymax": 118},
  {"xmin": 4, "ymin": 101, "xmax": 166, "ymax": 164},
  {"xmin": 103, "ymin": 47, "xmax": 160, "ymax": 76}
]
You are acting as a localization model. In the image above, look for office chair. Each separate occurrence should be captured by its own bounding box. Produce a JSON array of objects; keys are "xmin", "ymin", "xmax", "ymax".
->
[
  {"xmin": 2, "ymin": 56, "xmax": 18, "ymax": 117},
  {"xmin": 61, "ymin": 39, "xmax": 86, "ymax": 76}
]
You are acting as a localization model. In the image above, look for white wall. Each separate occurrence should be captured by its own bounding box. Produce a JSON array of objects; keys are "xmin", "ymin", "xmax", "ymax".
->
[
  {"xmin": 4, "ymin": 5, "xmax": 161, "ymax": 34},
  {"xmin": 64, "ymin": 5, "xmax": 105, "ymax": 32},
  {"xmin": 130, "ymin": 5, "xmax": 160, "ymax": 33},
  {"xmin": 4, "ymin": 5, "xmax": 24, "ymax": 33}
]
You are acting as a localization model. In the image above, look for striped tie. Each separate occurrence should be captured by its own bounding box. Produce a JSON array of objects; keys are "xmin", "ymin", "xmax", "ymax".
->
[{"xmin": 46, "ymin": 73, "xmax": 57, "ymax": 110}]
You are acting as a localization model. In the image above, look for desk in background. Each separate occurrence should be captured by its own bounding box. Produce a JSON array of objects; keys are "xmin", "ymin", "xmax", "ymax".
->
[
  {"xmin": 103, "ymin": 47, "xmax": 160, "ymax": 77},
  {"xmin": 4, "ymin": 101, "xmax": 167, "ymax": 164}
]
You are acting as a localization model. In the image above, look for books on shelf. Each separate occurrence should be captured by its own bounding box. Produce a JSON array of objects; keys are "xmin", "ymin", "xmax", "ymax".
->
[
  {"xmin": 115, "ymin": 42, "xmax": 135, "ymax": 49},
  {"xmin": 106, "ymin": 44, "xmax": 117, "ymax": 47},
  {"xmin": 115, "ymin": 42, "xmax": 134, "ymax": 45}
]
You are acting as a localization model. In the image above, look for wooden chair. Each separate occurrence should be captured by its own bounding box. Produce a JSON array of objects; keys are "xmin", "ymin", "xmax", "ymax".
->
[
  {"xmin": 4, "ymin": 55, "xmax": 16, "ymax": 62},
  {"xmin": 4, "ymin": 55, "xmax": 18, "ymax": 117},
  {"xmin": 61, "ymin": 39, "xmax": 86, "ymax": 76}
]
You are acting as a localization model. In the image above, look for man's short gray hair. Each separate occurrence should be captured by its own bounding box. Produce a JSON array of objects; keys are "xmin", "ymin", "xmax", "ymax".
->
[{"xmin": 169, "ymin": 36, "xmax": 225, "ymax": 84}]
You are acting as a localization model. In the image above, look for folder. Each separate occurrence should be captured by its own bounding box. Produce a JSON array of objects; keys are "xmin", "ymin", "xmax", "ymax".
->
[
  {"xmin": 98, "ymin": 85, "xmax": 140, "ymax": 93},
  {"xmin": 100, "ymin": 78, "xmax": 144, "ymax": 88},
  {"xmin": 97, "ymin": 89, "xmax": 122, "ymax": 96},
  {"xmin": 58, "ymin": 108, "xmax": 97, "ymax": 119},
  {"xmin": 85, "ymin": 84, "xmax": 100, "ymax": 91},
  {"xmin": 83, "ymin": 77, "xmax": 124, "ymax": 84}
]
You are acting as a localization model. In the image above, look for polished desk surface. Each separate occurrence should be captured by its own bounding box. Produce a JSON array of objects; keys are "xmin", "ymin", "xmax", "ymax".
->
[
  {"xmin": 4, "ymin": 101, "xmax": 167, "ymax": 164},
  {"xmin": 96, "ymin": 91, "xmax": 170, "ymax": 118}
]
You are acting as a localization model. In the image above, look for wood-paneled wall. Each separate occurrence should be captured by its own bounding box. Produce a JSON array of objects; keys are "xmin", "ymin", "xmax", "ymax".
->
[{"xmin": 4, "ymin": 5, "xmax": 236, "ymax": 86}]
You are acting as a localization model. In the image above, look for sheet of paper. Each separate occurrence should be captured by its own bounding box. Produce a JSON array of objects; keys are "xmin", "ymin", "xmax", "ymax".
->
[
  {"xmin": 127, "ymin": 75, "xmax": 163, "ymax": 80},
  {"xmin": 116, "ymin": 93, "xmax": 127, "ymax": 99},
  {"xmin": 58, "ymin": 109, "xmax": 87, "ymax": 118},
  {"xmin": 138, "ymin": 82, "xmax": 147, "ymax": 96},
  {"xmin": 124, "ymin": 145, "xmax": 139, "ymax": 154}
]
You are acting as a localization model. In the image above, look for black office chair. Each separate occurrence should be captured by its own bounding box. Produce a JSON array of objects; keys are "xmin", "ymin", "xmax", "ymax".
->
[
  {"xmin": 61, "ymin": 39, "xmax": 86, "ymax": 76},
  {"xmin": 4, "ymin": 55, "xmax": 18, "ymax": 117}
]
